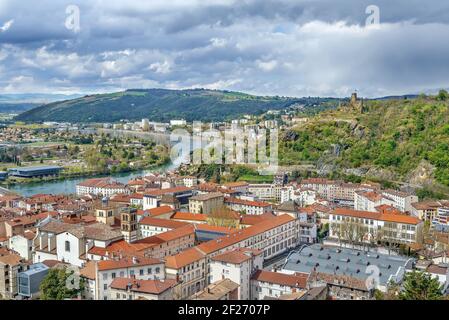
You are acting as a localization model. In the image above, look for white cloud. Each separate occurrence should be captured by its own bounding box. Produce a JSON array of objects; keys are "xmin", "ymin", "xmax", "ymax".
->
[
  {"xmin": 0, "ymin": 1, "xmax": 449, "ymax": 97},
  {"xmin": 0, "ymin": 19, "xmax": 14, "ymax": 32},
  {"xmin": 256, "ymin": 59, "xmax": 278, "ymax": 72}
]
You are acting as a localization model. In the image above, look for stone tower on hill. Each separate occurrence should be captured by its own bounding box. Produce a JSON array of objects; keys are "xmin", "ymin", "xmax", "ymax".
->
[{"xmin": 339, "ymin": 92, "xmax": 365, "ymax": 113}]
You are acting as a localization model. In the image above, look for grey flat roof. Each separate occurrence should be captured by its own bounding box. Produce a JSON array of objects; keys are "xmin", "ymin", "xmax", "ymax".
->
[
  {"xmin": 282, "ymin": 244, "xmax": 414, "ymax": 286},
  {"xmin": 20, "ymin": 263, "xmax": 49, "ymax": 276},
  {"xmin": 9, "ymin": 166, "xmax": 62, "ymax": 172}
]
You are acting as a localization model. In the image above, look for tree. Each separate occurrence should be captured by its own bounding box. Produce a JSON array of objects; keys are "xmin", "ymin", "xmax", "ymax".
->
[
  {"xmin": 40, "ymin": 268, "xmax": 84, "ymax": 300},
  {"xmin": 437, "ymin": 89, "xmax": 449, "ymax": 101},
  {"xmin": 399, "ymin": 271, "xmax": 443, "ymax": 300}
]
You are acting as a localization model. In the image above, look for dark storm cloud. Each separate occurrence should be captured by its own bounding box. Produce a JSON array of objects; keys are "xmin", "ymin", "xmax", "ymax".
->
[{"xmin": 0, "ymin": 0, "xmax": 449, "ymax": 96}]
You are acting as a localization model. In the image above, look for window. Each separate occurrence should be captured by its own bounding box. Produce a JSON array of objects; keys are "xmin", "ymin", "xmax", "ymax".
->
[
  {"xmin": 104, "ymin": 284, "xmax": 107, "ymax": 290},
  {"xmin": 120, "ymin": 271, "xmax": 125, "ymax": 277},
  {"xmin": 139, "ymin": 269, "xmax": 144, "ymax": 276},
  {"xmin": 156, "ymin": 267, "xmax": 160, "ymax": 273},
  {"xmin": 65, "ymin": 241, "xmax": 70, "ymax": 252},
  {"xmin": 103, "ymin": 273, "xmax": 108, "ymax": 280},
  {"xmin": 130, "ymin": 270, "xmax": 135, "ymax": 276},
  {"xmin": 147, "ymin": 268, "xmax": 152, "ymax": 274},
  {"xmin": 112, "ymin": 273, "xmax": 116, "ymax": 279}
]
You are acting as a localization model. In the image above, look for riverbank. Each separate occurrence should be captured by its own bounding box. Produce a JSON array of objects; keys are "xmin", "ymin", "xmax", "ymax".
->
[
  {"xmin": 1, "ymin": 160, "xmax": 171, "ymax": 187},
  {"xmin": 6, "ymin": 162, "xmax": 176, "ymax": 197}
]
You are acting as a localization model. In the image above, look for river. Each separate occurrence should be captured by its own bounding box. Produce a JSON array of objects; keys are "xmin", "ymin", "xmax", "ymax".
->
[{"xmin": 9, "ymin": 163, "xmax": 176, "ymax": 197}]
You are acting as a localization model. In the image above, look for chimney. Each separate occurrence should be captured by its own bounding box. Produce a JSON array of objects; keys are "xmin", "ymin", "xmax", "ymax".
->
[{"xmin": 132, "ymin": 256, "xmax": 138, "ymax": 264}]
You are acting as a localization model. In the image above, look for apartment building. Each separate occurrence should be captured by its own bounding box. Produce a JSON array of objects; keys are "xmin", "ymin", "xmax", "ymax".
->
[
  {"xmin": 381, "ymin": 189, "xmax": 418, "ymax": 213},
  {"xmin": 247, "ymin": 184, "xmax": 275, "ymax": 201},
  {"xmin": 189, "ymin": 192, "xmax": 224, "ymax": 214},
  {"xmin": 143, "ymin": 186, "xmax": 193, "ymax": 210},
  {"xmin": 109, "ymin": 277, "xmax": 178, "ymax": 300},
  {"xmin": 301, "ymin": 179, "xmax": 375, "ymax": 204},
  {"xmin": 165, "ymin": 247, "xmax": 207, "ymax": 299},
  {"xmin": 132, "ymin": 224, "xmax": 196, "ymax": 259},
  {"xmin": 95, "ymin": 256, "xmax": 165, "ymax": 300},
  {"xmin": 411, "ymin": 200, "xmax": 446, "ymax": 222},
  {"xmin": 8, "ymin": 231, "xmax": 35, "ymax": 260},
  {"xmin": 138, "ymin": 217, "xmax": 188, "ymax": 238},
  {"xmin": 224, "ymin": 197, "xmax": 272, "ymax": 215},
  {"xmin": 210, "ymin": 248, "xmax": 263, "ymax": 300},
  {"xmin": 221, "ymin": 181, "xmax": 249, "ymax": 194},
  {"xmin": 250, "ymin": 270, "xmax": 309, "ymax": 300},
  {"xmin": 165, "ymin": 215, "xmax": 298, "ymax": 298},
  {"xmin": 329, "ymin": 208, "xmax": 423, "ymax": 245},
  {"xmin": 189, "ymin": 278, "xmax": 239, "ymax": 300},
  {"xmin": 76, "ymin": 178, "xmax": 129, "ymax": 197},
  {"xmin": 355, "ymin": 190, "xmax": 386, "ymax": 212},
  {"xmin": 0, "ymin": 252, "xmax": 24, "ymax": 299}
]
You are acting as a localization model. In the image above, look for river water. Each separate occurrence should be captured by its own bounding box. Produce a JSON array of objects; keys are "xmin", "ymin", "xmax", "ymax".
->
[{"xmin": 9, "ymin": 163, "xmax": 176, "ymax": 197}]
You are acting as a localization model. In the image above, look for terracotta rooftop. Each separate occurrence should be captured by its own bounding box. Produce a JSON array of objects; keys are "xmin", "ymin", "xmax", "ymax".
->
[
  {"xmin": 197, "ymin": 214, "xmax": 294, "ymax": 255},
  {"xmin": 332, "ymin": 208, "xmax": 421, "ymax": 225},
  {"xmin": 211, "ymin": 248, "xmax": 261, "ymax": 264},
  {"xmin": 144, "ymin": 186, "xmax": 191, "ymax": 197},
  {"xmin": 190, "ymin": 278, "xmax": 239, "ymax": 300},
  {"xmin": 170, "ymin": 212, "xmax": 208, "ymax": 222},
  {"xmin": 98, "ymin": 256, "xmax": 161, "ymax": 271},
  {"xmin": 224, "ymin": 197, "xmax": 272, "ymax": 208},
  {"xmin": 0, "ymin": 252, "xmax": 22, "ymax": 266},
  {"xmin": 139, "ymin": 216, "xmax": 189, "ymax": 229},
  {"xmin": 190, "ymin": 192, "xmax": 224, "ymax": 201},
  {"xmin": 165, "ymin": 247, "xmax": 206, "ymax": 269},
  {"xmin": 110, "ymin": 277, "xmax": 177, "ymax": 295},
  {"xmin": 251, "ymin": 270, "xmax": 308, "ymax": 289}
]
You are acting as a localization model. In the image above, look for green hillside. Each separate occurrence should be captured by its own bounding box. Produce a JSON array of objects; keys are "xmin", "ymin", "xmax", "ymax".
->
[
  {"xmin": 280, "ymin": 93, "xmax": 449, "ymax": 189},
  {"xmin": 15, "ymin": 88, "xmax": 308, "ymax": 123}
]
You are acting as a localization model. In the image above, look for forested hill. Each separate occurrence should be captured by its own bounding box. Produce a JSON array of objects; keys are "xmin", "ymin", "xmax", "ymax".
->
[
  {"xmin": 15, "ymin": 89, "xmax": 324, "ymax": 123},
  {"xmin": 280, "ymin": 92, "xmax": 449, "ymax": 192}
]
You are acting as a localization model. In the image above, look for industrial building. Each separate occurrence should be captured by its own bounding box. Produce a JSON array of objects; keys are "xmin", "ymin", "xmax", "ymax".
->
[{"xmin": 8, "ymin": 166, "xmax": 62, "ymax": 178}]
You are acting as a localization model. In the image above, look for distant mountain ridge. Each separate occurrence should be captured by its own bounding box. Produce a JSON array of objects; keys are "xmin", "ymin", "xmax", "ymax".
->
[{"xmin": 15, "ymin": 88, "xmax": 323, "ymax": 123}]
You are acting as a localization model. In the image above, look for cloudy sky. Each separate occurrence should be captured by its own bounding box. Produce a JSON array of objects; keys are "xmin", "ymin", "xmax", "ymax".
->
[{"xmin": 0, "ymin": 0, "xmax": 449, "ymax": 97}]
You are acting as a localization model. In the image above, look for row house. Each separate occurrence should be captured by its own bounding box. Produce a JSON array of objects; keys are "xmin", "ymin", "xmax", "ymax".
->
[
  {"xmin": 138, "ymin": 216, "xmax": 189, "ymax": 238},
  {"xmin": 76, "ymin": 178, "xmax": 129, "ymax": 197},
  {"xmin": 165, "ymin": 215, "xmax": 298, "ymax": 299},
  {"xmin": 411, "ymin": 200, "xmax": 445, "ymax": 222},
  {"xmin": 354, "ymin": 190, "xmax": 395, "ymax": 212},
  {"xmin": 109, "ymin": 277, "xmax": 178, "ymax": 300},
  {"xmin": 250, "ymin": 270, "xmax": 309, "ymax": 300},
  {"xmin": 81, "ymin": 256, "xmax": 165, "ymax": 300},
  {"xmin": 381, "ymin": 189, "xmax": 418, "ymax": 213},
  {"xmin": 224, "ymin": 197, "xmax": 272, "ymax": 215},
  {"xmin": 210, "ymin": 248, "xmax": 263, "ymax": 300},
  {"xmin": 0, "ymin": 252, "xmax": 25, "ymax": 299},
  {"xmin": 143, "ymin": 186, "xmax": 193, "ymax": 210},
  {"xmin": 189, "ymin": 192, "xmax": 224, "ymax": 214},
  {"xmin": 329, "ymin": 208, "xmax": 423, "ymax": 245}
]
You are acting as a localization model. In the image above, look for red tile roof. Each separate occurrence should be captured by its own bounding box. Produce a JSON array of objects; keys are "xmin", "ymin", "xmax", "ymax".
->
[
  {"xmin": 110, "ymin": 277, "xmax": 177, "ymax": 294},
  {"xmin": 98, "ymin": 256, "xmax": 161, "ymax": 271},
  {"xmin": 224, "ymin": 197, "xmax": 272, "ymax": 207},
  {"xmin": 139, "ymin": 217, "xmax": 188, "ymax": 229},
  {"xmin": 332, "ymin": 208, "xmax": 422, "ymax": 225},
  {"xmin": 170, "ymin": 212, "xmax": 207, "ymax": 222},
  {"xmin": 251, "ymin": 270, "xmax": 308, "ymax": 289},
  {"xmin": 165, "ymin": 247, "xmax": 206, "ymax": 269}
]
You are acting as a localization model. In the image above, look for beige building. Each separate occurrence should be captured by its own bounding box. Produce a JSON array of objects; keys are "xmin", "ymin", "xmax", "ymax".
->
[
  {"xmin": 189, "ymin": 192, "xmax": 224, "ymax": 214},
  {"xmin": 109, "ymin": 277, "xmax": 178, "ymax": 300},
  {"xmin": 95, "ymin": 201, "xmax": 123, "ymax": 226},
  {"xmin": 0, "ymin": 253, "xmax": 24, "ymax": 299}
]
